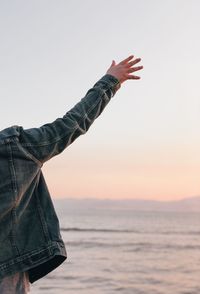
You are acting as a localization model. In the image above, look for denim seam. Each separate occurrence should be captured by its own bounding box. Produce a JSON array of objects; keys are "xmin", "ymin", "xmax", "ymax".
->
[
  {"xmin": 35, "ymin": 186, "xmax": 51, "ymax": 244},
  {"xmin": 0, "ymin": 242, "xmax": 62, "ymax": 271},
  {"xmin": 5, "ymin": 142, "xmax": 20, "ymax": 257},
  {"xmin": 13, "ymin": 137, "xmax": 43, "ymax": 167},
  {"xmin": 6, "ymin": 142, "xmax": 18, "ymax": 196},
  {"xmin": 9, "ymin": 209, "xmax": 20, "ymax": 257}
]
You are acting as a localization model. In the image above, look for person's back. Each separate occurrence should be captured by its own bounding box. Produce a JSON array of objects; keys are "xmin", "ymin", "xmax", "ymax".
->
[{"xmin": 0, "ymin": 55, "xmax": 142, "ymax": 293}]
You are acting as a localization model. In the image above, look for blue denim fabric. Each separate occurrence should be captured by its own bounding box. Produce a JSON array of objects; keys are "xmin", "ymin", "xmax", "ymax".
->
[{"xmin": 0, "ymin": 74, "xmax": 120, "ymax": 283}]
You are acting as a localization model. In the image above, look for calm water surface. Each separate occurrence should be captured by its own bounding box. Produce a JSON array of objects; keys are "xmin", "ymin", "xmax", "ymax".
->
[{"xmin": 31, "ymin": 201, "xmax": 200, "ymax": 294}]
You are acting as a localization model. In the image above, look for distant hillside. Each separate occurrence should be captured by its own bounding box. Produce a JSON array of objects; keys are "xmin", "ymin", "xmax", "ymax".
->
[{"xmin": 53, "ymin": 196, "xmax": 200, "ymax": 212}]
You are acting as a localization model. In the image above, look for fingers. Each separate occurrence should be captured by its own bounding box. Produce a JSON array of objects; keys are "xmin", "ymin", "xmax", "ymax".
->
[
  {"xmin": 126, "ymin": 74, "xmax": 141, "ymax": 80},
  {"xmin": 108, "ymin": 60, "xmax": 115, "ymax": 69},
  {"xmin": 119, "ymin": 55, "xmax": 134, "ymax": 65},
  {"xmin": 127, "ymin": 66, "xmax": 143, "ymax": 73},
  {"xmin": 124, "ymin": 57, "xmax": 143, "ymax": 80},
  {"xmin": 106, "ymin": 54, "xmax": 143, "ymax": 83},
  {"xmin": 111, "ymin": 60, "xmax": 116, "ymax": 67},
  {"xmin": 126, "ymin": 58, "xmax": 141, "ymax": 67}
]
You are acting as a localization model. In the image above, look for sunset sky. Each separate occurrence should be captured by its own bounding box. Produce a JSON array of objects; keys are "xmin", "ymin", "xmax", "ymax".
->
[{"xmin": 1, "ymin": 0, "xmax": 199, "ymax": 201}]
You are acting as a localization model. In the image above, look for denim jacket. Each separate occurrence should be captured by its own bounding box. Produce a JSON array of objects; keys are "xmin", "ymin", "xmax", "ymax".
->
[{"xmin": 0, "ymin": 74, "xmax": 120, "ymax": 283}]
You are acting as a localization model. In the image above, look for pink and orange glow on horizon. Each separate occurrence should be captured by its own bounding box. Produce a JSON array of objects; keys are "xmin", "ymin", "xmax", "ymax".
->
[{"xmin": 42, "ymin": 148, "xmax": 200, "ymax": 201}]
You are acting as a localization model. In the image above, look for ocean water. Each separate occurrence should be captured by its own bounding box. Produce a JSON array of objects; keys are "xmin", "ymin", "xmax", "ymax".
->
[{"xmin": 31, "ymin": 200, "xmax": 200, "ymax": 294}]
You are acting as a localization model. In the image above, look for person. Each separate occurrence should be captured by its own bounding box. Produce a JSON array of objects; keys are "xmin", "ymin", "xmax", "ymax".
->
[{"xmin": 0, "ymin": 55, "xmax": 143, "ymax": 293}]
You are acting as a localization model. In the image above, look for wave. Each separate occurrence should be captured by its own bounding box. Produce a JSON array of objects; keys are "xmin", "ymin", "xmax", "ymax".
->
[
  {"xmin": 60, "ymin": 227, "xmax": 136, "ymax": 233},
  {"xmin": 65, "ymin": 240, "xmax": 152, "ymax": 249},
  {"xmin": 64, "ymin": 240, "xmax": 200, "ymax": 251},
  {"xmin": 60, "ymin": 227, "xmax": 200, "ymax": 235}
]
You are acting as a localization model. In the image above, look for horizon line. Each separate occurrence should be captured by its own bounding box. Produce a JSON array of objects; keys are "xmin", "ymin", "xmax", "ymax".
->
[{"xmin": 52, "ymin": 195, "xmax": 200, "ymax": 203}]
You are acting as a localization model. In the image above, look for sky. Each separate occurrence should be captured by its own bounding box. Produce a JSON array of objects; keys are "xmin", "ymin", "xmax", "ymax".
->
[{"xmin": 0, "ymin": 0, "xmax": 200, "ymax": 201}]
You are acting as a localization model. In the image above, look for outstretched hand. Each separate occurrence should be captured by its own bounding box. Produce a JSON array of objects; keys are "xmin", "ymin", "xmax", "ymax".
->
[{"xmin": 106, "ymin": 55, "xmax": 143, "ymax": 85}]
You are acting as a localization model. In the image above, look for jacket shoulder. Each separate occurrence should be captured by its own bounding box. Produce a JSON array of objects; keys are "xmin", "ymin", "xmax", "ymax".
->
[{"xmin": 0, "ymin": 125, "xmax": 21, "ymax": 141}]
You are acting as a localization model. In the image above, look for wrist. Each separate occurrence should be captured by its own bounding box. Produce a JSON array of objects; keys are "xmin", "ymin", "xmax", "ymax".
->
[{"xmin": 104, "ymin": 74, "xmax": 121, "ymax": 91}]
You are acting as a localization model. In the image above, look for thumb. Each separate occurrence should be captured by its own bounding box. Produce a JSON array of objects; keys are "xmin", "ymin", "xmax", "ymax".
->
[{"xmin": 110, "ymin": 60, "xmax": 116, "ymax": 68}]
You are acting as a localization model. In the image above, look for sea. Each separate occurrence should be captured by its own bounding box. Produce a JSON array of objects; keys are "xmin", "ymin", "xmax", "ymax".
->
[{"xmin": 30, "ymin": 199, "xmax": 200, "ymax": 294}]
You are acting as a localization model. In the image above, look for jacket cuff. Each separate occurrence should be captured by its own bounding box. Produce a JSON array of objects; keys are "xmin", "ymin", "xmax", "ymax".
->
[{"xmin": 95, "ymin": 74, "xmax": 121, "ymax": 97}]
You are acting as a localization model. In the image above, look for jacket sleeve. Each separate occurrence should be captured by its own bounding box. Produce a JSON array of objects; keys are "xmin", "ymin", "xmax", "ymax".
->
[{"xmin": 16, "ymin": 74, "xmax": 120, "ymax": 163}]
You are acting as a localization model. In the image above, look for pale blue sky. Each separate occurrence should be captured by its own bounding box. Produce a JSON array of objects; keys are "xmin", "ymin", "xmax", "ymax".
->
[{"xmin": 0, "ymin": 0, "xmax": 200, "ymax": 200}]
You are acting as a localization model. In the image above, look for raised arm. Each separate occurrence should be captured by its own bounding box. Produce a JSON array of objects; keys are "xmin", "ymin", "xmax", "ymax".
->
[{"xmin": 16, "ymin": 55, "xmax": 143, "ymax": 164}]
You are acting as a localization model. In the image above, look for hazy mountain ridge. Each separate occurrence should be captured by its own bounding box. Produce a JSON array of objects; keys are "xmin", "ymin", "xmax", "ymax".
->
[{"xmin": 53, "ymin": 196, "xmax": 200, "ymax": 212}]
